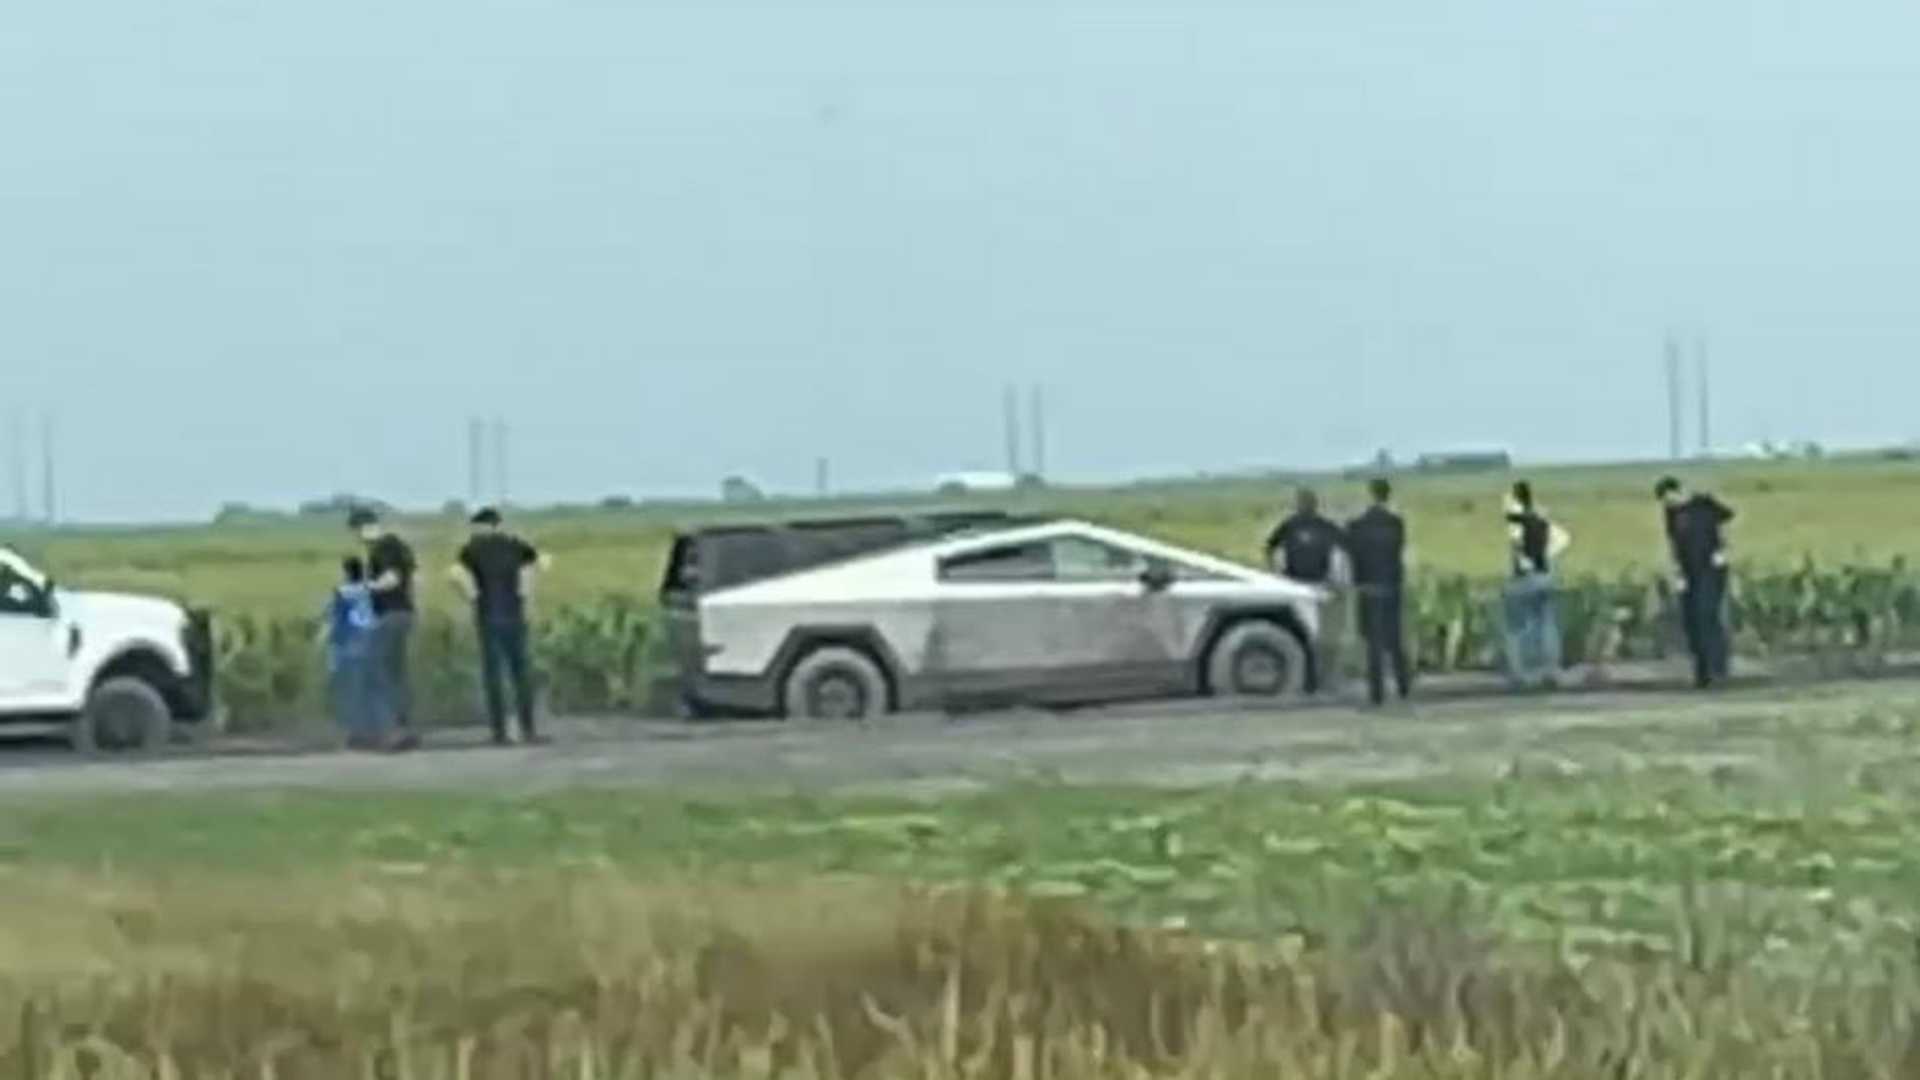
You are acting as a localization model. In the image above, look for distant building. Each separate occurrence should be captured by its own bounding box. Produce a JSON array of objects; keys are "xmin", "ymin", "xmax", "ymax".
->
[
  {"xmin": 934, "ymin": 471, "xmax": 1019, "ymax": 495},
  {"xmin": 1415, "ymin": 450, "xmax": 1512, "ymax": 473},
  {"xmin": 720, "ymin": 475, "xmax": 766, "ymax": 504}
]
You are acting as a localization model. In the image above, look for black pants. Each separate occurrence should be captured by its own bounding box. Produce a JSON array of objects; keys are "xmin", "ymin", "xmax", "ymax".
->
[
  {"xmin": 1679, "ymin": 569, "xmax": 1731, "ymax": 688},
  {"xmin": 1357, "ymin": 587, "xmax": 1412, "ymax": 706},
  {"xmin": 478, "ymin": 618, "xmax": 537, "ymax": 740}
]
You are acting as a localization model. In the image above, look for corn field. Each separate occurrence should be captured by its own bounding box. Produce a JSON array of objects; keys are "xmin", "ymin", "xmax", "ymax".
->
[{"xmin": 209, "ymin": 559, "xmax": 1920, "ymax": 730}]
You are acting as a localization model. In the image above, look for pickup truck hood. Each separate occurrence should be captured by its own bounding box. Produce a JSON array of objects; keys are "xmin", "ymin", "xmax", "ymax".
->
[{"xmin": 57, "ymin": 590, "xmax": 188, "ymax": 632}]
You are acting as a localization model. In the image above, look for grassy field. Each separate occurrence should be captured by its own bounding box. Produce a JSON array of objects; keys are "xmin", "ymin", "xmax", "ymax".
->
[
  {"xmin": 9, "ymin": 454, "xmax": 1920, "ymax": 727},
  {"xmin": 8, "ymin": 692, "xmax": 1920, "ymax": 1074},
  {"xmin": 13, "ymin": 455, "xmax": 1920, "ymax": 619}
]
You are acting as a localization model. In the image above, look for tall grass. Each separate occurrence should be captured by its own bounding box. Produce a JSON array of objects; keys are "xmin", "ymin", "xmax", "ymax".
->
[
  {"xmin": 4, "ymin": 870, "xmax": 1919, "ymax": 1077},
  {"xmin": 208, "ymin": 560, "xmax": 1920, "ymax": 729}
]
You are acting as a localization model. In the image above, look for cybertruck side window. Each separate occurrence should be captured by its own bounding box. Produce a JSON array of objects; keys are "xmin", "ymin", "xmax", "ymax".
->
[
  {"xmin": 1052, "ymin": 536, "xmax": 1233, "ymax": 583},
  {"xmin": 1050, "ymin": 536, "xmax": 1148, "ymax": 582},
  {"xmin": 938, "ymin": 542, "xmax": 1055, "ymax": 583}
]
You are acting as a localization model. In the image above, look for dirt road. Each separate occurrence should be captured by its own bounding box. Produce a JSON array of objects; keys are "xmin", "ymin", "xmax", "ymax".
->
[{"xmin": 1, "ymin": 675, "xmax": 1912, "ymax": 798}]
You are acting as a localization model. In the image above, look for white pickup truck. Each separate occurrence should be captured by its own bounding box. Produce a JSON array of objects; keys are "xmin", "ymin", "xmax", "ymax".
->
[{"xmin": 0, "ymin": 546, "xmax": 214, "ymax": 752}]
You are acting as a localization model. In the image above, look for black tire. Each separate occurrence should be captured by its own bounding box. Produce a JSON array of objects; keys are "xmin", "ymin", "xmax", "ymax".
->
[
  {"xmin": 1205, "ymin": 620, "xmax": 1309, "ymax": 701},
  {"xmin": 74, "ymin": 677, "xmax": 174, "ymax": 755},
  {"xmin": 781, "ymin": 646, "xmax": 890, "ymax": 721}
]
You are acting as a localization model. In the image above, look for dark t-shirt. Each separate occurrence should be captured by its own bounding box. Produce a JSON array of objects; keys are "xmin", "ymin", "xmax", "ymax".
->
[
  {"xmin": 1267, "ymin": 512, "xmax": 1346, "ymax": 584},
  {"xmin": 458, "ymin": 532, "xmax": 540, "ymax": 622},
  {"xmin": 367, "ymin": 533, "xmax": 417, "ymax": 616},
  {"xmin": 1345, "ymin": 505, "xmax": 1406, "ymax": 589},
  {"xmin": 1508, "ymin": 509, "xmax": 1552, "ymax": 577},
  {"xmin": 1666, "ymin": 494, "xmax": 1734, "ymax": 579}
]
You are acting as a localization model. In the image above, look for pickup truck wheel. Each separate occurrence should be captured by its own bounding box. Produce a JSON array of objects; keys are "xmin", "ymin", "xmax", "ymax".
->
[
  {"xmin": 75, "ymin": 677, "xmax": 174, "ymax": 755},
  {"xmin": 781, "ymin": 646, "xmax": 889, "ymax": 721},
  {"xmin": 1206, "ymin": 621, "xmax": 1308, "ymax": 700}
]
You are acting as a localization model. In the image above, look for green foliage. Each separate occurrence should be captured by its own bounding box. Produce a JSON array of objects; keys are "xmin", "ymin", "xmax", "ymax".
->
[
  {"xmin": 13, "ymin": 727, "xmax": 1920, "ymax": 1074},
  {"xmin": 17, "ymin": 456, "xmax": 1920, "ymax": 726},
  {"xmin": 214, "ymin": 597, "xmax": 654, "ymax": 730}
]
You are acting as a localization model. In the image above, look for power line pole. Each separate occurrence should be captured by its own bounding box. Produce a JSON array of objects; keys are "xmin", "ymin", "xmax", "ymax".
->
[
  {"xmin": 1664, "ymin": 333, "xmax": 1684, "ymax": 461},
  {"xmin": 8, "ymin": 413, "xmax": 25, "ymax": 523},
  {"xmin": 39, "ymin": 411, "xmax": 56, "ymax": 526},
  {"xmin": 1029, "ymin": 384, "xmax": 1047, "ymax": 482},
  {"xmin": 1695, "ymin": 335, "xmax": 1711, "ymax": 459},
  {"xmin": 490, "ymin": 415, "xmax": 509, "ymax": 506},
  {"xmin": 1002, "ymin": 385, "xmax": 1022, "ymax": 478},
  {"xmin": 467, "ymin": 416, "xmax": 485, "ymax": 505}
]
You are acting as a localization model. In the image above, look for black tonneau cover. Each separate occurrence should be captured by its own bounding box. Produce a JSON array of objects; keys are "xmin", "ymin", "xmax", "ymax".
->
[{"xmin": 661, "ymin": 510, "xmax": 1038, "ymax": 599}]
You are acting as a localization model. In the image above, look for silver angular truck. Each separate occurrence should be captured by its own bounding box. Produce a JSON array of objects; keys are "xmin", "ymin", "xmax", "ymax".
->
[{"xmin": 661, "ymin": 513, "xmax": 1325, "ymax": 720}]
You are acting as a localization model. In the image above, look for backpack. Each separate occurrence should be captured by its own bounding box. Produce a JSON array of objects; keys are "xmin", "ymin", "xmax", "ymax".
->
[{"xmin": 328, "ymin": 584, "xmax": 376, "ymax": 649}]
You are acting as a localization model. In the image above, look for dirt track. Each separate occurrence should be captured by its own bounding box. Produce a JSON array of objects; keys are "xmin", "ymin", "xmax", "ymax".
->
[{"xmin": 0, "ymin": 672, "xmax": 1912, "ymax": 799}]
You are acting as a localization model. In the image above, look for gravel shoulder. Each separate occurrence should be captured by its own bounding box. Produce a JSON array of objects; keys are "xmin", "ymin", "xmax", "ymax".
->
[{"xmin": 0, "ymin": 670, "xmax": 1912, "ymax": 800}]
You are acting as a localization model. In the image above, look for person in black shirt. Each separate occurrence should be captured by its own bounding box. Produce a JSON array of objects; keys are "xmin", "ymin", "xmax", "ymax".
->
[
  {"xmin": 451, "ymin": 507, "xmax": 551, "ymax": 744},
  {"xmin": 350, "ymin": 507, "xmax": 420, "ymax": 748},
  {"xmin": 1656, "ymin": 476, "xmax": 1735, "ymax": 688},
  {"xmin": 1502, "ymin": 481, "xmax": 1572, "ymax": 689},
  {"xmin": 1345, "ymin": 478, "xmax": 1412, "ymax": 706},
  {"xmin": 1265, "ymin": 488, "xmax": 1350, "ymax": 693}
]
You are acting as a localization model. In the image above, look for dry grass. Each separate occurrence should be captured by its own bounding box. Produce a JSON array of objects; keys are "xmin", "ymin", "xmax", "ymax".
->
[{"xmin": 1, "ymin": 867, "xmax": 1918, "ymax": 1078}]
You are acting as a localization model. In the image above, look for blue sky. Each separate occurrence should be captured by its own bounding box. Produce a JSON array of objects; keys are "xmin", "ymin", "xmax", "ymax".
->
[{"xmin": 7, "ymin": 0, "xmax": 1920, "ymax": 520}]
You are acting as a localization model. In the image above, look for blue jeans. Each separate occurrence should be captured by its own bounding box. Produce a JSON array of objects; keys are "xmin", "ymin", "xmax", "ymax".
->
[
  {"xmin": 367, "ymin": 612, "xmax": 415, "ymax": 731},
  {"xmin": 478, "ymin": 618, "xmax": 537, "ymax": 741},
  {"xmin": 1502, "ymin": 573, "xmax": 1562, "ymax": 687},
  {"xmin": 328, "ymin": 648, "xmax": 376, "ymax": 738},
  {"xmin": 1680, "ymin": 568, "xmax": 1731, "ymax": 688}
]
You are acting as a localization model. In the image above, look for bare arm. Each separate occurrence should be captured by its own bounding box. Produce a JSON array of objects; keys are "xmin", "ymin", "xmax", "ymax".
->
[
  {"xmin": 446, "ymin": 563, "xmax": 477, "ymax": 602},
  {"xmin": 1548, "ymin": 524, "xmax": 1572, "ymax": 560},
  {"xmin": 517, "ymin": 550, "xmax": 553, "ymax": 599}
]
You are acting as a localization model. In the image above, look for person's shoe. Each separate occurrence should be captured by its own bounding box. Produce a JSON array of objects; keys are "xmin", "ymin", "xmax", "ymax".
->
[
  {"xmin": 520, "ymin": 731, "xmax": 551, "ymax": 747},
  {"xmin": 387, "ymin": 731, "xmax": 421, "ymax": 752}
]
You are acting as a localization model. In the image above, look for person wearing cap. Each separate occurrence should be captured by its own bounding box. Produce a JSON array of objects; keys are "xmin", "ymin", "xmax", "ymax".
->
[
  {"xmin": 1501, "ymin": 481, "xmax": 1572, "ymax": 689},
  {"xmin": 450, "ymin": 507, "xmax": 552, "ymax": 745},
  {"xmin": 349, "ymin": 507, "xmax": 420, "ymax": 749},
  {"xmin": 1655, "ymin": 476, "xmax": 1736, "ymax": 689}
]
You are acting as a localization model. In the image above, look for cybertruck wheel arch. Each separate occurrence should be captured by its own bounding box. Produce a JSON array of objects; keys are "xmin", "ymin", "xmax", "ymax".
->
[
  {"xmin": 1191, "ymin": 606, "xmax": 1319, "ymax": 695},
  {"xmin": 767, "ymin": 625, "xmax": 909, "ymax": 714}
]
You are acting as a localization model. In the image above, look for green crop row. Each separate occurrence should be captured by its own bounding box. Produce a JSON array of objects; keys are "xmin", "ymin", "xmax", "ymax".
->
[{"xmin": 206, "ymin": 558, "xmax": 1920, "ymax": 731}]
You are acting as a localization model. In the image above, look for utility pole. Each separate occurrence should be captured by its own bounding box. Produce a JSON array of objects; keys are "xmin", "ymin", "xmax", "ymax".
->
[
  {"xmin": 39, "ymin": 412, "xmax": 55, "ymax": 526},
  {"xmin": 467, "ymin": 416, "xmax": 485, "ymax": 505},
  {"xmin": 1028, "ymin": 384, "xmax": 1046, "ymax": 482},
  {"xmin": 1002, "ymin": 385, "xmax": 1023, "ymax": 478},
  {"xmin": 490, "ymin": 415, "xmax": 509, "ymax": 506},
  {"xmin": 814, "ymin": 457, "xmax": 830, "ymax": 497},
  {"xmin": 1695, "ymin": 335, "xmax": 1711, "ymax": 459},
  {"xmin": 1664, "ymin": 334, "xmax": 1684, "ymax": 461},
  {"xmin": 8, "ymin": 413, "xmax": 25, "ymax": 523}
]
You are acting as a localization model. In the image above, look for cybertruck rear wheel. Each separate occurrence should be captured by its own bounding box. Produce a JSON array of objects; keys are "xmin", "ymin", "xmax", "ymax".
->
[{"xmin": 781, "ymin": 646, "xmax": 890, "ymax": 722}]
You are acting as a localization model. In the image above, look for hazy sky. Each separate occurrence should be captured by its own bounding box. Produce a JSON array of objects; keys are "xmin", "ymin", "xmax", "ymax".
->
[{"xmin": 8, "ymin": 0, "xmax": 1920, "ymax": 521}]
